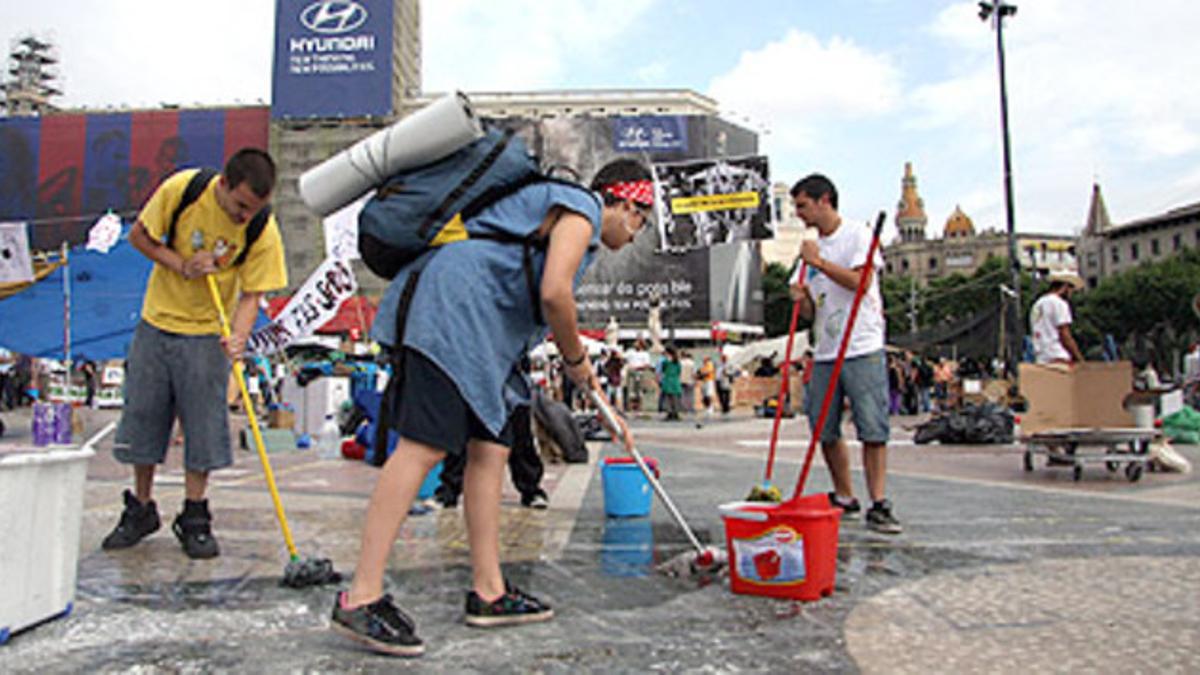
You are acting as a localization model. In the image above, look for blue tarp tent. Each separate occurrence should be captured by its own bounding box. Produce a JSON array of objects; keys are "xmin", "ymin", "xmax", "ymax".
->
[
  {"xmin": 0, "ymin": 237, "xmax": 149, "ymax": 361},
  {"xmin": 0, "ymin": 232, "xmax": 272, "ymax": 361}
]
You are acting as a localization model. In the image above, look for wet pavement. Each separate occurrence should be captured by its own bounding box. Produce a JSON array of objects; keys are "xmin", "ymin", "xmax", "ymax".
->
[{"xmin": 1, "ymin": 406, "xmax": 1199, "ymax": 672}]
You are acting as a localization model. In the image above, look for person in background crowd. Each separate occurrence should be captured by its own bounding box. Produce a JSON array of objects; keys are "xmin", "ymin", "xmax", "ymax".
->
[
  {"xmin": 715, "ymin": 352, "xmax": 740, "ymax": 415},
  {"xmin": 1030, "ymin": 271, "xmax": 1085, "ymax": 365},
  {"xmin": 660, "ymin": 347, "xmax": 683, "ymax": 421},
  {"xmin": 678, "ymin": 350, "xmax": 697, "ymax": 422},
  {"xmin": 79, "ymin": 357, "xmax": 98, "ymax": 408},
  {"xmin": 698, "ymin": 355, "xmax": 717, "ymax": 424},
  {"xmin": 602, "ymin": 348, "xmax": 624, "ymax": 412}
]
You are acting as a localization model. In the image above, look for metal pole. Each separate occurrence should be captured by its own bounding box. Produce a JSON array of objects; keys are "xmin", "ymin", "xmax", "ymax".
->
[
  {"xmin": 62, "ymin": 241, "xmax": 72, "ymax": 371},
  {"xmin": 986, "ymin": 1, "xmax": 1022, "ymax": 384}
]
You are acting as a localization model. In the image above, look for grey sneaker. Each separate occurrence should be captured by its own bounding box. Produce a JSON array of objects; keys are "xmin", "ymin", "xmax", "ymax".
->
[
  {"xmin": 101, "ymin": 490, "xmax": 161, "ymax": 550},
  {"xmin": 330, "ymin": 592, "xmax": 424, "ymax": 657},
  {"xmin": 865, "ymin": 499, "xmax": 903, "ymax": 534},
  {"xmin": 465, "ymin": 582, "xmax": 553, "ymax": 627}
]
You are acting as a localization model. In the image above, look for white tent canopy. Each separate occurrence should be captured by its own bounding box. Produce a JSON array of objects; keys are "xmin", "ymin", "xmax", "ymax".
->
[
  {"xmin": 528, "ymin": 335, "xmax": 606, "ymax": 361},
  {"xmin": 725, "ymin": 331, "xmax": 811, "ymax": 371}
]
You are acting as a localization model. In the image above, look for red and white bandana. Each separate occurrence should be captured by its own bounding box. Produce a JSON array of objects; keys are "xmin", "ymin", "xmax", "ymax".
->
[{"xmin": 604, "ymin": 180, "xmax": 655, "ymax": 207}]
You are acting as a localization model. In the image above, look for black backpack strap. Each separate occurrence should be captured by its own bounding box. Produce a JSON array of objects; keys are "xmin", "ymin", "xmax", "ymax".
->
[
  {"xmin": 372, "ymin": 269, "xmax": 423, "ymax": 467},
  {"xmin": 418, "ymin": 129, "xmax": 517, "ymax": 239},
  {"xmin": 166, "ymin": 168, "xmax": 218, "ymax": 250},
  {"xmin": 232, "ymin": 207, "xmax": 271, "ymax": 267}
]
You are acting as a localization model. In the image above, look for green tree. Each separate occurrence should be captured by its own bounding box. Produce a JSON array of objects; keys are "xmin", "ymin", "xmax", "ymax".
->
[
  {"xmin": 1074, "ymin": 248, "xmax": 1200, "ymax": 365},
  {"xmin": 762, "ymin": 261, "xmax": 804, "ymax": 337}
]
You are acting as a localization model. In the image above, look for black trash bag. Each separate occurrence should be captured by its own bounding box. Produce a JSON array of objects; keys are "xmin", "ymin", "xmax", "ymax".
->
[
  {"xmin": 531, "ymin": 391, "xmax": 588, "ymax": 463},
  {"xmin": 914, "ymin": 402, "xmax": 1014, "ymax": 444}
]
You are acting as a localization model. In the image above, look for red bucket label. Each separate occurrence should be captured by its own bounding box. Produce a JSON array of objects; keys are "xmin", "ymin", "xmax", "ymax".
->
[{"xmin": 731, "ymin": 525, "xmax": 806, "ymax": 585}]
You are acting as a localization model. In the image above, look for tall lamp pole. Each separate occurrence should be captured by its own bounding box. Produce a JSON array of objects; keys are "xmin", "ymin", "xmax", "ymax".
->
[{"xmin": 979, "ymin": 0, "xmax": 1021, "ymax": 383}]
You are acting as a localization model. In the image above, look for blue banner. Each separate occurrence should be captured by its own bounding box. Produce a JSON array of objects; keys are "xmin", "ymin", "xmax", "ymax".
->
[
  {"xmin": 613, "ymin": 116, "xmax": 689, "ymax": 153},
  {"xmin": 271, "ymin": 0, "xmax": 394, "ymax": 119},
  {"xmin": 177, "ymin": 109, "xmax": 226, "ymax": 170},
  {"xmin": 82, "ymin": 114, "xmax": 131, "ymax": 217},
  {"xmin": 0, "ymin": 117, "xmax": 40, "ymax": 220}
]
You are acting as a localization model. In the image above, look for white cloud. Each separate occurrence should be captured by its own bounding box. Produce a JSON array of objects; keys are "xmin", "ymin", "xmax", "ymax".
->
[
  {"xmin": 30, "ymin": 1, "xmax": 275, "ymax": 109},
  {"xmin": 909, "ymin": 0, "xmax": 1200, "ymax": 233},
  {"xmin": 421, "ymin": 0, "xmax": 657, "ymax": 92},
  {"xmin": 708, "ymin": 29, "xmax": 901, "ymax": 138}
]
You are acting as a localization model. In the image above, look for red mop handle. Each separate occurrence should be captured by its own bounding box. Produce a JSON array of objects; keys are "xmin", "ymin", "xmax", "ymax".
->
[
  {"xmin": 764, "ymin": 262, "xmax": 807, "ymax": 482},
  {"xmin": 790, "ymin": 212, "xmax": 886, "ymax": 503}
]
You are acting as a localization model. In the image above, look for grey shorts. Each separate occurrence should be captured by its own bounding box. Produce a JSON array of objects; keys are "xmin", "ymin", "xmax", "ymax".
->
[
  {"xmin": 114, "ymin": 321, "xmax": 233, "ymax": 472},
  {"xmin": 805, "ymin": 350, "xmax": 890, "ymax": 444}
]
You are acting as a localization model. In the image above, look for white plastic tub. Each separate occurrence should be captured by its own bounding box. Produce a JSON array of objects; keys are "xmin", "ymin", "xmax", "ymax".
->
[{"xmin": 0, "ymin": 438, "xmax": 97, "ymax": 644}]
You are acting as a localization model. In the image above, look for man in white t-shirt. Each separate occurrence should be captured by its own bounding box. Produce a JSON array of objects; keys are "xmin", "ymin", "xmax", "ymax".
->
[
  {"xmin": 788, "ymin": 173, "xmax": 900, "ymax": 534},
  {"xmin": 1030, "ymin": 271, "xmax": 1084, "ymax": 364}
]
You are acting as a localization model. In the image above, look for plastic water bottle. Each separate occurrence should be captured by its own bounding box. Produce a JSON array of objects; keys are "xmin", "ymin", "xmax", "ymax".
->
[{"xmin": 317, "ymin": 413, "xmax": 341, "ymax": 460}]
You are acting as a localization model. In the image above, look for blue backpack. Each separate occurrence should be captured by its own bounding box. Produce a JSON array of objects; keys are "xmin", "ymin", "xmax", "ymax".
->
[
  {"xmin": 358, "ymin": 128, "xmax": 584, "ymax": 467},
  {"xmin": 357, "ymin": 127, "xmax": 573, "ymax": 280}
]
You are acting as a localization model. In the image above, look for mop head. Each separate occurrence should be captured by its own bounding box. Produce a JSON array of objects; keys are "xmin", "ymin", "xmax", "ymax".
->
[
  {"xmin": 745, "ymin": 484, "xmax": 783, "ymax": 503},
  {"xmin": 656, "ymin": 546, "xmax": 728, "ymax": 578},
  {"xmin": 281, "ymin": 557, "xmax": 343, "ymax": 588}
]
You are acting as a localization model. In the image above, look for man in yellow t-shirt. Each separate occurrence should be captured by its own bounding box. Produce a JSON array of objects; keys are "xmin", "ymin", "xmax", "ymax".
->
[{"xmin": 103, "ymin": 148, "xmax": 287, "ymax": 560}]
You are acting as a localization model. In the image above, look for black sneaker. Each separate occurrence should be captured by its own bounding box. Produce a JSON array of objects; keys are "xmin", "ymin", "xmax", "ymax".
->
[
  {"xmin": 101, "ymin": 489, "xmax": 161, "ymax": 550},
  {"xmin": 521, "ymin": 491, "xmax": 549, "ymax": 510},
  {"xmin": 865, "ymin": 499, "xmax": 903, "ymax": 534},
  {"xmin": 330, "ymin": 592, "xmax": 424, "ymax": 657},
  {"xmin": 827, "ymin": 492, "xmax": 861, "ymax": 515},
  {"xmin": 171, "ymin": 499, "xmax": 220, "ymax": 559},
  {"xmin": 464, "ymin": 582, "xmax": 554, "ymax": 627}
]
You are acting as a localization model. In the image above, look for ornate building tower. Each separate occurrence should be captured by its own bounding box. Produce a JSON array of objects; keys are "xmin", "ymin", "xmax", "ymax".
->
[
  {"xmin": 943, "ymin": 205, "xmax": 975, "ymax": 239},
  {"xmin": 896, "ymin": 162, "xmax": 928, "ymax": 242}
]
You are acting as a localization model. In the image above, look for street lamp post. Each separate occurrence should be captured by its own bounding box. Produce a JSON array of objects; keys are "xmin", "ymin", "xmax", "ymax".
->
[{"xmin": 979, "ymin": 0, "xmax": 1021, "ymax": 383}]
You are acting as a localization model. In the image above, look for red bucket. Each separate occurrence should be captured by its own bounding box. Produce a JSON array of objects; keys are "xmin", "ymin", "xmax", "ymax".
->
[{"xmin": 719, "ymin": 493, "xmax": 841, "ymax": 601}]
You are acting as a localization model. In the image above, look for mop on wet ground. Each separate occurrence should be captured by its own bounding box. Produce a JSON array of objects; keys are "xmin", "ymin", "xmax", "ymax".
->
[
  {"xmin": 589, "ymin": 391, "xmax": 726, "ymax": 578},
  {"xmin": 206, "ymin": 276, "xmax": 341, "ymax": 589},
  {"xmin": 747, "ymin": 260, "xmax": 809, "ymax": 505}
]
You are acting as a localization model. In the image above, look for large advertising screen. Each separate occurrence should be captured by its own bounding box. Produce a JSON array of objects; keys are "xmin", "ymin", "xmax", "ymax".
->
[
  {"xmin": 0, "ymin": 108, "xmax": 269, "ymax": 249},
  {"xmin": 272, "ymin": 0, "xmax": 394, "ymax": 119},
  {"xmin": 489, "ymin": 115, "xmax": 762, "ymax": 328}
]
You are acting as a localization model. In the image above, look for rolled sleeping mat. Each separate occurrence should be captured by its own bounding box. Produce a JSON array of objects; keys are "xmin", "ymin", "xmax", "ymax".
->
[{"xmin": 298, "ymin": 91, "xmax": 484, "ymax": 217}]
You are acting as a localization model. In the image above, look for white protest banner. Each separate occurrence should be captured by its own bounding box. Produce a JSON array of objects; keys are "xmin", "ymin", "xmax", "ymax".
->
[
  {"xmin": 323, "ymin": 194, "xmax": 368, "ymax": 261},
  {"xmin": 247, "ymin": 256, "xmax": 358, "ymax": 356},
  {"xmin": 0, "ymin": 221, "xmax": 35, "ymax": 283},
  {"xmin": 86, "ymin": 212, "xmax": 123, "ymax": 254}
]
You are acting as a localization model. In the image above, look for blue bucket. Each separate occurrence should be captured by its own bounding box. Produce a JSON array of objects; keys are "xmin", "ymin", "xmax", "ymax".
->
[
  {"xmin": 601, "ymin": 517, "xmax": 653, "ymax": 576},
  {"xmin": 601, "ymin": 457, "xmax": 658, "ymax": 517},
  {"xmin": 417, "ymin": 460, "xmax": 444, "ymax": 500}
]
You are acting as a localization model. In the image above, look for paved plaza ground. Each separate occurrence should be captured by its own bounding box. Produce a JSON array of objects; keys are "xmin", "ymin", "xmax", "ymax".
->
[{"xmin": 1, "ymin": 405, "xmax": 1198, "ymax": 672}]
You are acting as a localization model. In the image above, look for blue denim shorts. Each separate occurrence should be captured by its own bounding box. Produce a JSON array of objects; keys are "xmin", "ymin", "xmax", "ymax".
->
[
  {"xmin": 113, "ymin": 321, "xmax": 233, "ymax": 472},
  {"xmin": 804, "ymin": 350, "xmax": 890, "ymax": 444}
]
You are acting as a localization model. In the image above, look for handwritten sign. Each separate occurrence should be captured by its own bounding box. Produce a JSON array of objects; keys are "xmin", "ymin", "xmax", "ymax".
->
[{"xmin": 247, "ymin": 256, "xmax": 358, "ymax": 356}]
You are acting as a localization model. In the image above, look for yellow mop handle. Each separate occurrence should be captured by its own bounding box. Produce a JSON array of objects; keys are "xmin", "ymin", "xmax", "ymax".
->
[{"xmin": 206, "ymin": 275, "xmax": 299, "ymax": 559}]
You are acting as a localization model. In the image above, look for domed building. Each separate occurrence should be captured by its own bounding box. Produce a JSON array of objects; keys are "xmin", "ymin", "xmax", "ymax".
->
[
  {"xmin": 943, "ymin": 206, "xmax": 974, "ymax": 239},
  {"xmin": 882, "ymin": 163, "xmax": 1076, "ymax": 286}
]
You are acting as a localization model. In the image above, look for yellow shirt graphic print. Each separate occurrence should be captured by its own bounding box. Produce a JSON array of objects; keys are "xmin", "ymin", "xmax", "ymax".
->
[{"xmin": 137, "ymin": 169, "xmax": 287, "ymax": 335}]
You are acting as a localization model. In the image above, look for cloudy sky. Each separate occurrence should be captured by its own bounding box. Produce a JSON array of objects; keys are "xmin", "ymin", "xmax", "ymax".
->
[{"xmin": 2, "ymin": 0, "xmax": 1197, "ymax": 242}]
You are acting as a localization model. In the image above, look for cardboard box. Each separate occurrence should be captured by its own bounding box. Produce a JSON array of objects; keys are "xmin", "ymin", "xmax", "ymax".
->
[
  {"xmin": 1019, "ymin": 361, "xmax": 1133, "ymax": 433},
  {"xmin": 268, "ymin": 408, "xmax": 296, "ymax": 430}
]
